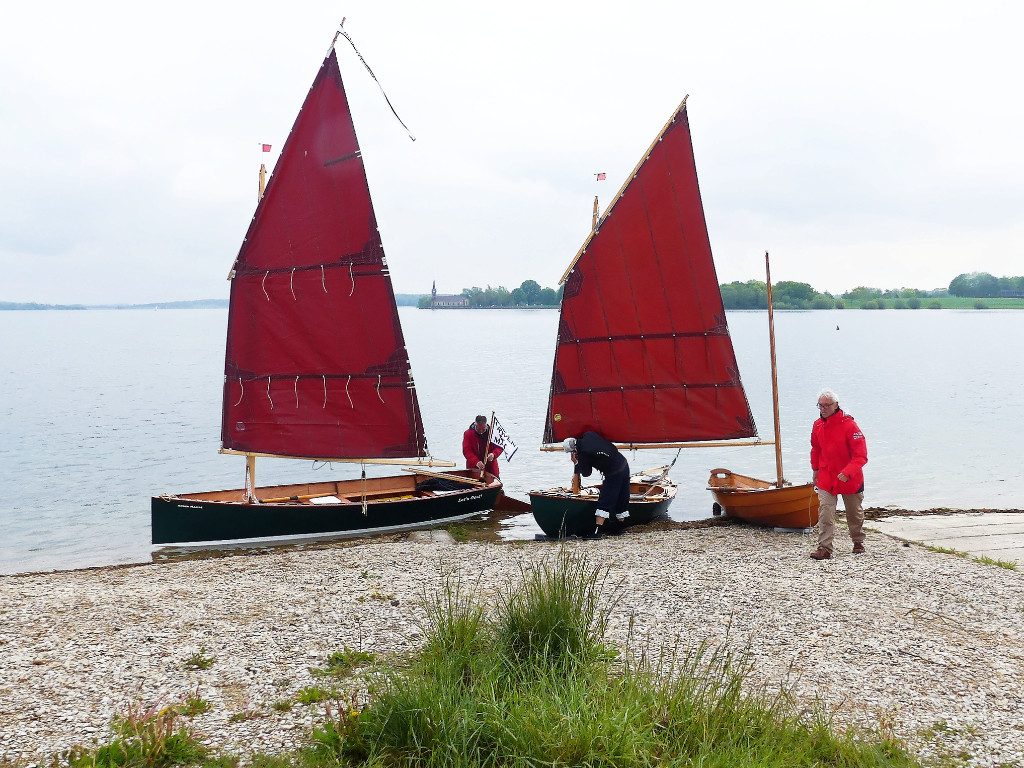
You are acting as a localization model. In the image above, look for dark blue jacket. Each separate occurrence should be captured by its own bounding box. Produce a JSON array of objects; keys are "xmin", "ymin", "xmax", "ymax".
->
[{"xmin": 574, "ymin": 431, "xmax": 628, "ymax": 477}]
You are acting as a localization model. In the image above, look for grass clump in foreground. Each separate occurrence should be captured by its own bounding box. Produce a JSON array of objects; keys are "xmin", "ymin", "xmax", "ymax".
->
[
  {"xmin": 63, "ymin": 702, "xmax": 208, "ymax": 768},
  {"xmin": 305, "ymin": 550, "xmax": 920, "ymax": 768}
]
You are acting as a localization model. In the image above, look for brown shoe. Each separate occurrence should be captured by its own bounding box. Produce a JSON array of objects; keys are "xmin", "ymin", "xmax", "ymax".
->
[
  {"xmin": 809, "ymin": 547, "xmax": 832, "ymax": 560},
  {"xmin": 853, "ymin": 542, "xmax": 866, "ymax": 554}
]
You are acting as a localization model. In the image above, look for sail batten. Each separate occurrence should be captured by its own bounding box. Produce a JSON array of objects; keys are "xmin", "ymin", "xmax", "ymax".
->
[
  {"xmin": 543, "ymin": 102, "xmax": 756, "ymax": 447},
  {"xmin": 221, "ymin": 48, "xmax": 427, "ymax": 462}
]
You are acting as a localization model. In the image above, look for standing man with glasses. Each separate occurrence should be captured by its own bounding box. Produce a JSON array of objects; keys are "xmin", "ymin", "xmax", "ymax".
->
[{"xmin": 809, "ymin": 389, "xmax": 868, "ymax": 560}]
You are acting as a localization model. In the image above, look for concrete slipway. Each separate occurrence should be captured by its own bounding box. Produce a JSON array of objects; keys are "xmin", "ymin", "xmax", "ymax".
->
[{"xmin": 868, "ymin": 511, "xmax": 1024, "ymax": 565}]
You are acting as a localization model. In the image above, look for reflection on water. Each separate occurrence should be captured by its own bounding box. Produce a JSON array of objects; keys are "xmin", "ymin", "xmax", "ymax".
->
[{"xmin": 3, "ymin": 307, "xmax": 1024, "ymax": 575}]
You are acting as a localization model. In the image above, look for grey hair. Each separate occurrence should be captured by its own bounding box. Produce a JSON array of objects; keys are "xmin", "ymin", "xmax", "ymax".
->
[
  {"xmin": 563, "ymin": 437, "xmax": 577, "ymax": 453},
  {"xmin": 818, "ymin": 388, "xmax": 838, "ymax": 404}
]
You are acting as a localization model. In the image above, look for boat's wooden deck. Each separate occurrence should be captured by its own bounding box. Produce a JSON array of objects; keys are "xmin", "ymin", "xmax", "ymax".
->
[{"xmin": 169, "ymin": 471, "xmax": 489, "ymax": 506}]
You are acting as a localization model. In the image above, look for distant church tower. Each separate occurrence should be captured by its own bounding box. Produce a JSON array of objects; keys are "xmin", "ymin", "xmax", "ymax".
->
[{"xmin": 432, "ymin": 280, "xmax": 436, "ymax": 303}]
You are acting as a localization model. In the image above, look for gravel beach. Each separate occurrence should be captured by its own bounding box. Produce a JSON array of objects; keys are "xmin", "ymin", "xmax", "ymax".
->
[{"xmin": 2, "ymin": 522, "xmax": 1022, "ymax": 767}]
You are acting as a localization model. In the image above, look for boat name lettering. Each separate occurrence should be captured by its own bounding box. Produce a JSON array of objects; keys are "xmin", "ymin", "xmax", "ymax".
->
[{"xmin": 458, "ymin": 494, "xmax": 483, "ymax": 503}]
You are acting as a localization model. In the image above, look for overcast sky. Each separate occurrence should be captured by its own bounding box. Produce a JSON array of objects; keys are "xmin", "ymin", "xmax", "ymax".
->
[{"xmin": 2, "ymin": 0, "xmax": 1022, "ymax": 304}]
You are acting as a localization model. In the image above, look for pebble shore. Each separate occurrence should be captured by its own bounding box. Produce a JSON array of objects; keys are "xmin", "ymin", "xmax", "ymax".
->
[{"xmin": 2, "ymin": 522, "xmax": 1023, "ymax": 767}]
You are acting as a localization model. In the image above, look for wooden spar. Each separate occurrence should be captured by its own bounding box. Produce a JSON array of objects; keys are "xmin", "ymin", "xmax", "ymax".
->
[
  {"xmin": 559, "ymin": 94, "xmax": 689, "ymax": 285},
  {"xmin": 765, "ymin": 251, "xmax": 785, "ymax": 486},
  {"xmin": 219, "ymin": 448, "xmax": 455, "ymax": 467},
  {"xmin": 245, "ymin": 453, "xmax": 257, "ymax": 503},
  {"xmin": 539, "ymin": 439, "xmax": 775, "ymax": 452},
  {"xmin": 400, "ymin": 468, "xmax": 489, "ymax": 487},
  {"xmin": 228, "ymin": 162, "xmax": 269, "ymax": 282}
]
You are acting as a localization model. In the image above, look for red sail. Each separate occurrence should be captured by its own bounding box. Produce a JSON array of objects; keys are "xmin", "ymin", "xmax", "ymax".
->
[
  {"xmin": 543, "ymin": 103, "xmax": 757, "ymax": 446},
  {"xmin": 221, "ymin": 50, "xmax": 427, "ymax": 460}
]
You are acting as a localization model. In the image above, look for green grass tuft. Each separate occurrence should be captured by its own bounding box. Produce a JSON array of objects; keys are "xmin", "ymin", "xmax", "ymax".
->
[
  {"xmin": 176, "ymin": 688, "xmax": 210, "ymax": 718},
  {"xmin": 183, "ymin": 648, "xmax": 215, "ymax": 671},
  {"xmin": 296, "ymin": 686, "xmax": 335, "ymax": 706},
  {"xmin": 925, "ymin": 545, "xmax": 967, "ymax": 557},
  {"xmin": 446, "ymin": 524, "xmax": 469, "ymax": 542},
  {"xmin": 64, "ymin": 702, "xmax": 207, "ymax": 768},
  {"xmin": 310, "ymin": 648, "xmax": 376, "ymax": 678},
  {"xmin": 302, "ymin": 550, "xmax": 918, "ymax": 768},
  {"xmin": 973, "ymin": 554, "xmax": 1018, "ymax": 570}
]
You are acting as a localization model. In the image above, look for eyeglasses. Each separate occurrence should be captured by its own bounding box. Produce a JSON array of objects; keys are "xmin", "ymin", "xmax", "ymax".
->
[{"xmin": 817, "ymin": 402, "xmax": 836, "ymax": 410}]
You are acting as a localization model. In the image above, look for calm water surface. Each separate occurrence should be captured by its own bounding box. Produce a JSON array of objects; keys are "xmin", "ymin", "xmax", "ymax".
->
[{"xmin": 2, "ymin": 307, "xmax": 1022, "ymax": 575}]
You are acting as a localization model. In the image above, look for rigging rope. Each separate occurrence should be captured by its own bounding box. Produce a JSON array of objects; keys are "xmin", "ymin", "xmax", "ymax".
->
[
  {"xmin": 334, "ymin": 20, "xmax": 416, "ymax": 142},
  {"xmin": 640, "ymin": 448, "xmax": 682, "ymax": 499}
]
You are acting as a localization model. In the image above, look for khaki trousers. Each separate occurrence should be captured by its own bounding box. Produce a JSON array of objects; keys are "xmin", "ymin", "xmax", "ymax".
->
[{"xmin": 816, "ymin": 489, "xmax": 865, "ymax": 553}]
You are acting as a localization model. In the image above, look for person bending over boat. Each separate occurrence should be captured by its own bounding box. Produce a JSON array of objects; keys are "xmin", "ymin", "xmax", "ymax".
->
[
  {"xmin": 463, "ymin": 415, "xmax": 503, "ymax": 477},
  {"xmin": 564, "ymin": 431, "xmax": 630, "ymax": 539},
  {"xmin": 809, "ymin": 389, "xmax": 868, "ymax": 560}
]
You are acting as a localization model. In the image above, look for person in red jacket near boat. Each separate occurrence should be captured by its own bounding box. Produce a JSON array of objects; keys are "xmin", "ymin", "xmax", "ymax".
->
[
  {"xmin": 463, "ymin": 415, "xmax": 503, "ymax": 477},
  {"xmin": 564, "ymin": 431, "xmax": 631, "ymax": 539},
  {"xmin": 809, "ymin": 388, "xmax": 868, "ymax": 560}
]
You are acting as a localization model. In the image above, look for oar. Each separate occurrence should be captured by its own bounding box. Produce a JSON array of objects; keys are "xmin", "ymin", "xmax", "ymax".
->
[
  {"xmin": 259, "ymin": 491, "xmax": 348, "ymax": 504},
  {"xmin": 401, "ymin": 468, "xmax": 490, "ymax": 487}
]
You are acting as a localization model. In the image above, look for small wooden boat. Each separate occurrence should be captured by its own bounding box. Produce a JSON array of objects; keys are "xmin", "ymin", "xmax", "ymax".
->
[
  {"xmin": 529, "ymin": 97, "xmax": 766, "ymax": 535},
  {"xmin": 153, "ymin": 470, "xmax": 501, "ymax": 546},
  {"xmin": 530, "ymin": 469, "xmax": 678, "ymax": 538},
  {"xmin": 708, "ymin": 468, "xmax": 818, "ymax": 529},
  {"xmin": 705, "ymin": 253, "xmax": 818, "ymax": 529},
  {"xmin": 152, "ymin": 25, "xmax": 499, "ymax": 547}
]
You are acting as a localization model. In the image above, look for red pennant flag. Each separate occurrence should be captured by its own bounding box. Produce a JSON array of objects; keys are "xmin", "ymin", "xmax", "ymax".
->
[
  {"xmin": 596, "ymin": 172, "xmax": 606, "ymax": 180},
  {"xmin": 261, "ymin": 144, "xmax": 272, "ymax": 152}
]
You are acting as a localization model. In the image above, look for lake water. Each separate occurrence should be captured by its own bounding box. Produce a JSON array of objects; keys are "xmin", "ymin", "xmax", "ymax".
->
[{"xmin": 2, "ymin": 307, "xmax": 1023, "ymax": 575}]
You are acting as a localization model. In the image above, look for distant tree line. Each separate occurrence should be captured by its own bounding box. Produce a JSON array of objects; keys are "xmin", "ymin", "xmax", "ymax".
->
[
  {"xmin": 418, "ymin": 280, "xmax": 562, "ymax": 308},
  {"xmin": 721, "ymin": 272, "xmax": 1024, "ymax": 310},
  {"xmin": 948, "ymin": 272, "xmax": 1024, "ymax": 298}
]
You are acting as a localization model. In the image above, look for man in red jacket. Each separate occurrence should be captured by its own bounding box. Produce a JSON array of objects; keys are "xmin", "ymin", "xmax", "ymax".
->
[
  {"xmin": 463, "ymin": 415, "xmax": 503, "ymax": 477},
  {"xmin": 809, "ymin": 388, "xmax": 868, "ymax": 560}
]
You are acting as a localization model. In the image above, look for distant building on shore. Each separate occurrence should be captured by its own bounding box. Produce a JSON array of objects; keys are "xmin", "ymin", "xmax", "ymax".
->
[{"xmin": 430, "ymin": 281, "xmax": 469, "ymax": 308}]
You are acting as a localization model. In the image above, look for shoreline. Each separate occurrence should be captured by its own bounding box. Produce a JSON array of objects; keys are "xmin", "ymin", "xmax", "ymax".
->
[
  {"xmin": 5, "ymin": 507, "xmax": 1024, "ymax": 581},
  {"xmin": 2, "ymin": 523, "xmax": 1022, "ymax": 767}
]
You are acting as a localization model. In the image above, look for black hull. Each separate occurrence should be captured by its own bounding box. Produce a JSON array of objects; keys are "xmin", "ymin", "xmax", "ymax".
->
[
  {"xmin": 152, "ymin": 473, "xmax": 501, "ymax": 546},
  {"xmin": 529, "ymin": 479, "xmax": 677, "ymax": 538}
]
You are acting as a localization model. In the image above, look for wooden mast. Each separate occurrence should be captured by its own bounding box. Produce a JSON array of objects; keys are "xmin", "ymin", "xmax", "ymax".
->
[
  {"xmin": 244, "ymin": 163, "xmax": 268, "ymax": 502},
  {"xmin": 765, "ymin": 251, "xmax": 785, "ymax": 487}
]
